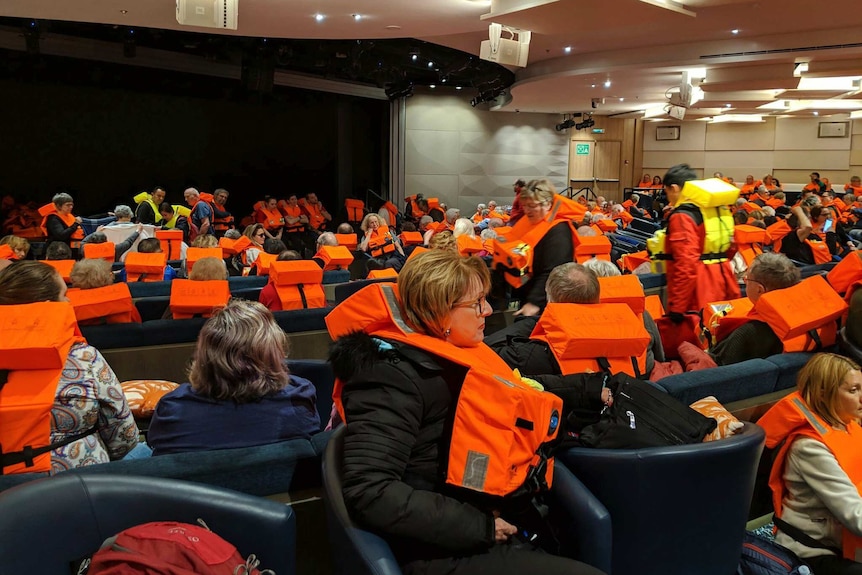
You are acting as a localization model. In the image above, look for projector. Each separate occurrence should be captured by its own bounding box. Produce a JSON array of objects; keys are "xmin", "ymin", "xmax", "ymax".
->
[
  {"xmin": 479, "ymin": 23, "xmax": 530, "ymax": 68},
  {"xmin": 667, "ymin": 104, "xmax": 686, "ymax": 120},
  {"xmin": 177, "ymin": 0, "xmax": 238, "ymax": 30}
]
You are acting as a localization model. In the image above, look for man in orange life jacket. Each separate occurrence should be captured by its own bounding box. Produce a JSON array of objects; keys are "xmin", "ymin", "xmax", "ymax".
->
[
  {"xmin": 710, "ymin": 252, "xmax": 801, "ymax": 365},
  {"xmin": 211, "ymin": 188, "xmax": 234, "ymax": 238},
  {"xmin": 183, "ymin": 188, "xmax": 214, "ymax": 237},
  {"xmin": 662, "ymin": 163, "xmax": 740, "ymax": 324},
  {"xmin": 302, "ymin": 192, "xmax": 332, "ymax": 234}
]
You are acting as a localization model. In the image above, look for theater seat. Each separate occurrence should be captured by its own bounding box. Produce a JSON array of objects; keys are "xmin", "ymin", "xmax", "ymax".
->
[
  {"xmin": 0, "ymin": 474, "xmax": 296, "ymax": 575},
  {"xmin": 334, "ymin": 277, "xmax": 396, "ymax": 304},
  {"xmin": 288, "ymin": 359, "xmax": 334, "ymax": 432},
  {"xmin": 322, "ymin": 427, "xmax": 612, "ymax": 575},
  {"xmin": 558, "ymin": 422, "xmax": 765, "ymax": 575},
  {"xmin": 839, "ymin": 327, "xmax": 862, "ymax": 364}
]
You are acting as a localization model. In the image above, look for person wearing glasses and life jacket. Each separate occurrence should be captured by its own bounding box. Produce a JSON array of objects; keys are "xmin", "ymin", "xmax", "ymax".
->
[
  {"xmin": 759, "ymin": 354, "xmax": 862, "ymax": 575},
  {"xmin": 327, "ymin": 250, "xmax": 606, "ymax": 575},
  {"xmin": 40, "ymin": 192, "xmax": 84, "ymax": 252},
  {"xmin": 358, "ymin": 213, "xmax": 403, "ymax": 261}
]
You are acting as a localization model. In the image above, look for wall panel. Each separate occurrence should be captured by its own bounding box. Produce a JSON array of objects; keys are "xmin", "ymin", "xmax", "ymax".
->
[
  {"xmin": 643, "ymin": 121, "xmax": 707, "ymax": 152},
  {"xmin": 774, "ymin": 118, "xmax": 852, "ymax": 151},
  {"xmin": 705, "ymin": 119, "xmax": 776, "ymax": 151}
]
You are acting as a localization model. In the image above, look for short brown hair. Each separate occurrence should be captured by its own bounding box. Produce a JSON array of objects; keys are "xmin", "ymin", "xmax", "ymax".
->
[
  {"xmin": 0, "ymin": 235, "xmax": 30, "ymax": 255},
  {"xmin": 798, "ymin": 353, "xmax": 862, "ymax": 428},
  {"xmin": 429, "ymin": 230, "xmax": 457, "ymax": 251},
  {"xmin": 398, "ymin": 250, "xmax": 490, "ymax": 339},
  {"xmin": 545, "ymin": 263, "xmax": 600, "ymax": 304},
  {"xmin": 70, "ymin": 259, "xmax": 114, "ymax": 289},
  {"xmin": 189, "ymin": 299, "xmax": 290, "ymax": 403},
  {"xmin": 191, "ymin": 234, "xmax": 219, "ymax": 248},
  {"xmin": 189, "ymin": 257, "xmax": 228, "ymax": 281},
  {"xmin": 0, "ymin": 261, "xmax": 63, "ymax": 304},
  {"xmin": 749, "ymin": 253, "xmax": 800, "ymax": 292}
]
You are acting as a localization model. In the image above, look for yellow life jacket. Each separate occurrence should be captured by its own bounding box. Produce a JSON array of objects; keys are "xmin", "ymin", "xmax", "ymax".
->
[{"xmin": 134, "ymin": 191, "xmax": 163, "ymax": 224}]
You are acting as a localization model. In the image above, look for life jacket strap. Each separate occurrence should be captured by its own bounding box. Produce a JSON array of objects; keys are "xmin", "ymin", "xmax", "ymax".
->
[{"xmin": 1, "ymin": 426, "xmax": 99, "ymax": 473}]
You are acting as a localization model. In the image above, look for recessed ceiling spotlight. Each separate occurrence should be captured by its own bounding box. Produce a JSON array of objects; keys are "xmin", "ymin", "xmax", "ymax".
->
[
  {"xmin": 120, "ymin": 9, "xmax": 128, "ymax": 14},
  {"xmin": 352, "ymin": 14, "xmax": 362, "ymax": 21},
  {"xmin": 725, "ymin": 103, "xmax": 732, "ymax": 108},
  {"xmin": 430, "ymin": 84, "xmax": 436, "ymax": 89},
  {"xmin": 619, "ymin": 98, "xmax": 625, "ymax": 102},
  {"xmin": 385, "ymin": 25, "xmax": 401, "ymax": 30},
  {"xmin": 456, "ymin": 86, "xmax": 462, "ymax": 90},
  {"xmin": 604, "ymin": 80, "xmax": 611, "ymax": 88},
  {"xmin": 428, "ymin": 61, "xmax": 434, "ymax": 68},
  {"xmin": 731, "ymin": 28, "xmax": 739, "ymax": 34},
  {"xmin": 564, "ymin": 46, "xmax": 572, "ymax": 53},
  {"xmin": 591, "ymin": 84, "xmax": 596, "ymax": 88},
  {"xmin": 813, "ymin": 111, "xmax": 819, "ymax": 116},
  {"xmin": 441, "ymin": 77, "xmax": 447, "ymax": 83},
  {"xmin": 411, "ymin": 54, "xmax": 418, "ymax": 62},
  {"xmin": 314, "ymin": 13, "xmax": 325, "ymax": 22}
]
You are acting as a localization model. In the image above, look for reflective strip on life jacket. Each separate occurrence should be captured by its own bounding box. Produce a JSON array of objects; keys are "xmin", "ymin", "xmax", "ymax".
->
[
  {"xmin": 156, "ymin": 227, "xmax": 186, "ymax": 256},
  {"xmin": 186, "ymin": 247, "xmax": 223, "ymax": 275},
  {"xmin": 82, "ymin": 242, "xmax": 115, "ymax": 262},
  {"xmin": 325, "ymin": 282, "xmax": 562, "ymax": 497},
  {"xmin": 315, "ymin": 245, "xmax": 354, "ymax": 271},
  {"xmin": 125, "ymin": 252, "xmax": 168, "ymax": 282},
  {"xmin": 759, "ymin": 392, "xmax": 862, "ymax": 562},
  {"xmin": 169, "ymin": 279, "xmax": 230, "ymax": 319},
  {"xmin": 271, "ymin": 260, "xmax": 326, "ymax": 310},
  {"xmin": 66, "ymin": 283, "xmax": 137, "ymax": 324},
  {"xmin": 531, "ymin": 303, "xmax": 650, "ymax": 378},
  {"xmin": 0, "ymin": 302, "xmax": 83, "ymax": 474}
]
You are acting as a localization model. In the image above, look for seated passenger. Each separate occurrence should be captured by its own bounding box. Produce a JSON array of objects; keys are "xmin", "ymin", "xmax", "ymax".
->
[
  {"xmin": 120, "ymin": 238, "xmax": 177, "ymax": 282},
  {"xmin": 241, "ymin": 223, "xmax": 267, "ymax": 268},
  {"xmin": 190, "ymin": 234, "xmax": 219, "ymax": 249},
  {"xmin": 68, "ymin": 259, "xmax": 141, "ymax": 324},
  {"xmin": 188, "ymin": 256, "xmax": 228, "ymax": 281},
  {"xmin": 259, "ymin": 250, "xmax": 302, "ymax": 312},
  {"xmin": 40, "ymin": 192, "xmax": 84, "ymax": 251},
  {"xmin": 328, "ymin": 250, "xmax": 606, "ymax": 575},
  {"xmin": 359, "ymin": 213, "xmax": 404, "ymax": 261},
  {"xmin": 0, "ymin": 261, "xmax": 139, "ymax": 473},
  {"xmin": 44, "ymin": 241, "xmax": 73, "ymax": 260},
  {"xmin": 0, "ymin": 235, "xmax": 30, "ymax": 260},
  {"xmin": 81, "ymin": 223, "xmax": 142, "ymax": 262},
  {"xmin": 710, "ymin": 252, "xmax": 800, "ymax": 365},
  {"xmin": 759, "ymin": 353, "xmax": 862, "ymax": 575},
  {"xmin": 147, "ymin": 299, "xmax": 320, "ymax": 455}
]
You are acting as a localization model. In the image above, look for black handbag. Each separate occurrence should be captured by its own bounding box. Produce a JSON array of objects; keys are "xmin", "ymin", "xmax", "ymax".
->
[{"xmin": 578, "ymin": 374, "xmax": 717, "ymax": 448}]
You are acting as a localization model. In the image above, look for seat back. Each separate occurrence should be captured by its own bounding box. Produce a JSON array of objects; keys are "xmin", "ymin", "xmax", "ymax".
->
[
  {"xmin": 0, "ymin": 474, "xmax": 296, "ymax": 575},
  {"xmin": 288, "ymin": 359, "xmax": 335, "ymax": 432},
  {"xmin": 559, "ymin": 423, "xmax": 765, "ymax": 575},
  {"xmin": 322, "ymin": 427, "xmax": 403, "ymax": 575}
]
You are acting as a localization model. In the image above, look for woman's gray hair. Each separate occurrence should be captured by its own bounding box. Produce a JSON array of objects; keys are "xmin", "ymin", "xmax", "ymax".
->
[
  {"xmin": 52, "ymin": 193, "xmax": 74, "ymax": 208},
  {"xmin": 189, "ymin": 299, "xmax": 290, "ymax": 403},
  {"xmin": 70, "ymin": 259, "xmax": 114, "ymax": 289},
  {"xmin": 582, "ymin": 258, "xmax": 621, "ymax": 278},
  {"xmin": 452, "ymin": 218, "xmax": 476, "ymax": 238},
  {"xmin": 114, "ymin": 205, "xmax": 134, "ymax": 219}
]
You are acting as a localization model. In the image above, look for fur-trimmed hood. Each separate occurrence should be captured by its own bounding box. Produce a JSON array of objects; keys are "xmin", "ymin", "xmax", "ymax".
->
[{"xmin": 328, "ymin": 330, "xmax": 387, "ymax": 383}]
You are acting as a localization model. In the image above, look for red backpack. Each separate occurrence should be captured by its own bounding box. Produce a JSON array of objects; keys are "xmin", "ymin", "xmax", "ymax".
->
[{"xmin": 86, "ymin": 521, "xmax": 274, "ymax": 574}]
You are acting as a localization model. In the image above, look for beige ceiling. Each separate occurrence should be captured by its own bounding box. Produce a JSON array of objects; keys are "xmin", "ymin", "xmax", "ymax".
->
[{"xmin": 3, "ymin": 0, "xmax": 862, "ymax": 116}]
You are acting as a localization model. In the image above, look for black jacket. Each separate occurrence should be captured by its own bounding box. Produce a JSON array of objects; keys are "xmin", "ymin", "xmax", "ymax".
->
[
  {"xmin": 330, "ymin": 331, "xmax": 604, "ymax": 565},
  {"xmin": 45, "ymin": 214, "xmax": 81, "ymax": 245},
  {"xmin": 518, "ymin": 222, "xmax": 574, "ymax": 309}
]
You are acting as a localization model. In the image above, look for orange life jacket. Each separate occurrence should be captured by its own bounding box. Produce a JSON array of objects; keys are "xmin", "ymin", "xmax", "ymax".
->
[
  {"xmin": 827, "ymin": 252, "xmax": 862, "ymax": 295},
  {"xmin": 252, "ymin": 251, "xmax": 278, "ymax": 276},
  {"xmin": 492, "ymin": 195, "xmax": 585, "ymax": 289},
  {"xmin": 66, "ymin": 283, "xmax": 139, "ymax": 325},
  {"xmin": 734, "ymin": 224, "xmax": 772, "ymax": 267},
  {"xmin": 618, "ymin": 250, "xmax": 651, "ymax": 273},
  {"xmin": 0, "ymin": 302, "xmax": 87, "ymax": 474},
  {"xmin": 0, "ymin": 245, "xmax": 14, "ymax": 260},
  {"xmin": 278, "ymin": 202, "xmax": 306, "ymax": 232},
  {"xmin": 721, "ymin": 276, "xmax": 847, "ymax": 351},
  {"xmin": 218, "ymin": 235, "xmax": 252, "ymax": 256},
  {"xmin": 593, "ymin": 219, "xmax": 618, "ymax": 233},
  {"xmin": 645, "ymin": 294, "xmax": 665, "ymax": 320},
  {"xmin": 169, "ymin": 279, "xmax": 230, "ymax": 319},
  {"xmin": 326, "ymin": 282, "xmax": 562, "ymax": 497},
  {"xmin": 380, "ymin": 202, "xmax": 399, "ymax": 228},
  {"xmin": 155, "ymin": 229, "xmax": 183, "ymax": 261},
  {"xmin": 806, "ymin": 236, "xmax": 834, "ymax": 265},
  {"xmin": 405, "ymin": 195, "xmax": 426, "ymax": 219},
  {"xmin": 302, "ymin": 200, "xmax": 328, "ymax": 230},
  {"xmin": 185, "ymin": 247, "xmax": 223, "ymax": 276},
  {"xmin": 254, "ymin": 202, "xmax": 285, "ymax": 231},
  {"xmin": 44, "ymin": 259, "xmax": 75, "ymax": 283},
  {"xmin": 472, "ymin": 212, "xmax": 485, "ymax": 224},
  {"xmin": 367, "ymin": 268, "xmax": 398, "ymax": 279},
  {"xmin": 573, "ymin": 234, "xmax": 612, "ymax": 263},
  {"xmin": 270, "ymin": 260, "xmax": 326, "ymax": 310},
  {"xmin": 766, "ymin": 197, "xmax": 786, "ymax": 209},
  {"xmin": 212, "ymin": 200, "xmax": 234, "ymax": 233},
  {"xmin": 760, "ymin": 392, "xmax": 862, "ymax": 562},
  {"xmin": 613, "ymin": 210, "xmax": 634, "ymax": 228},
  {"xmin": 344, "ymin": 199, "xmax": 365, "ymax": 223},
  {"xmin": 399, "ymin": 231, "xmax": 424, "ymax": 247},
  {"xmin": 708, "ymin": 297, "xmax": 755, "ymax": 346},
  {"xmin": 598, "ymin": 275, "xmax": 646, "ymax": 315},
  {"xmin": 125, "ymin": 252, "xmax": 168, "ymax": 282},
  {"xmin": 456, "ymin": 235, "xmax": 484, "ymax": 256},
  {"xmin": 367, "ymin": 226, "xmax": 397, "ymax": 258},
  {"xmin": 767, "ymin": 219, "xmax": 792, "ymax": 252},
  {"xmin": 82, "ymin": 242, "xmax": 116, "ymax": 262},
  {"xmin": 530, "ymin": 303, "xmax": 651, "ymax": 378},
  {"xmin": 335, "ymin": 233, "xmax": 358, "ymax": 250},
  {"xmin": 39, "ymin": 204, "xmax": 84, "ymax": 247},
  {"xmin": 315, "ymin": 245, "xmax": 354, "ymax": 271},
  {"xmin": 406, "ymin": 246, "xmax": 429, "ymax": 263}
]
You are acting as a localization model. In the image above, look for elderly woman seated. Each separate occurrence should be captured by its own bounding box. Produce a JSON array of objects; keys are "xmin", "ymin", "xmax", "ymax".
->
[
  {"xmin": 0, "ymin": 261, "xmax": 140, "ymax": 473},
  {"xmin": 0, "ymin": 235, "xmax": 30, "ymax": 260},
  {"xmin": 146, "ymin": 299, "xmax": 320, "ymax": 455}
]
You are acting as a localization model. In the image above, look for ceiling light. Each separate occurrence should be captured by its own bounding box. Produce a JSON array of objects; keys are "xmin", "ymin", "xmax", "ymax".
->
[
  {"xmin": 411, "ymin": 54, "xmax": 418, "ymax": 62},
  {"xmin": 456, "ymin": 86, "xmax": 462, "ymax": 90},
  {"xmin": 564, "ymin": 46, "xmax": 572, "ymax": 54},
  {"xmin": 604, "ymin": 80, "xmax": 611, "ymax": 88},
  {"xmin": 731, "ymin": 29, "xmax": 739, "ymax": 34},
  {"xmin": 385, "ymin": 25, "xmax": 401, "ymax": 30},
  {"xmin": 813, "ymin": 111, "xmax": 819, "ymax": 116},
  {"xmin": 430, "ymin": 84, "xmax": 436, "ymax": 89},
  {"xmin": 314, "ymin": 13, "xmax": 325, "ymax": 22},
  {"xmin": 725, "ymin": 103, "xmax": 732, "ymax": 108},
  {"xmin": 591, "ymin": 84, "xmax": 596, "ymax": 88},
  {"xmin": 120, "ymin": 9, "xmax": 128, "ymax": 14},
  {"xmin": 428, "ymin": 61, "xmax": 434, "ymax": 68},
  {"xmin": 711, "ymin": 114, "xmax": 765, "ymax": 123},
  {"xmin": 619, "ymin": 98, "xmax": 624, "ymax": 102},
  {"xmin": 638, "ymin": 0, "xmax": 696, "ymax": 17},
  {"xmin": 441, "ymin": 77, "xmax": 447, "ymax": 83},
  {"xmin": 352, "ymin": 14, "xmax": 362, "ymax": 21},
  {"xmin": 797, "ymin": 76, "xmax": 861, "ymax": 91}
]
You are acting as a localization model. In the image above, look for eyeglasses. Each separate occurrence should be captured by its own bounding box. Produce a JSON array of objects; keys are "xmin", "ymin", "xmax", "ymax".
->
[
  {"xmin": 453, "ymin": 295, "xmax": 488, "ymax": 317},
  {"xmin": 742, "ymin": 274, "xmax": 763, "ymax": 287},
  {"xmin": 254, "ymin": 232, "xmax": 266, "ymax": 238},
  {"xmin": 522, "ymin": 202, "xmax": 548, "ymax": 211}
]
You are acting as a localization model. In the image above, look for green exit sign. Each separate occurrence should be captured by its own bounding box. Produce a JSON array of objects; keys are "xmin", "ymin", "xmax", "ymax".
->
[
  {"xmin": 575, "ymin": 143, "xmax": 590, "ymax": 155},
  {"xmin": 592, "ymin": 128, "xmax": 605, "ymax": 134}
]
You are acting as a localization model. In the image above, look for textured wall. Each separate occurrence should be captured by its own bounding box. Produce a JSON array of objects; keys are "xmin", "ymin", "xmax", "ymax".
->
[{"xmin": 405, "ymin": 93, "xmax": 569, "ymax": 215}]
